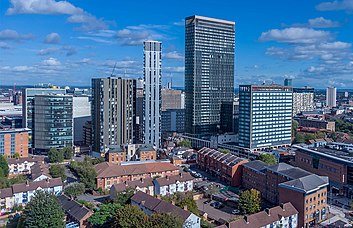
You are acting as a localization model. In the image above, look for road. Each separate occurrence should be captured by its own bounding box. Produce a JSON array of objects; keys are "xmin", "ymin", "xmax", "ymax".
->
[{"xmin": 196, "ymin": 198, "xmax": 240, "ymax": 223}]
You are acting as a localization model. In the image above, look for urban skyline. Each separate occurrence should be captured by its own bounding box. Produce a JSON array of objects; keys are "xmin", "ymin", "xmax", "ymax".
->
[{"xmin": 1, "ymin": 0, "xmax": 353, "ymax": 88}]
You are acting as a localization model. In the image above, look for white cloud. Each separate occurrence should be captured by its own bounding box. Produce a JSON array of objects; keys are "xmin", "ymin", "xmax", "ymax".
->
[
  {"xmin": 259, "ymin": 27, "xmax": 331, "ymax": 44},
  {"xmin": 42, "ymin": 57, "xmax": 61, "ymax": 66},
  {"xmin": 173, "ymin": 19, "xmax": 185, "ymax": 26},
  {"xmin": 0, "ymin": 29, "xmax": 33, "ymax": 41},
  {"xmin": 164, "ymin": 51, "xmax": 183, "ymax": 60},
  {"xmin": 164, "ymin": 66, "xmax": 185, "ymax": 73},
  {"xmin": 0, "ymin": 42, "xmax": 10, "ymax": 49},
  {"xmin": 6, "ymin": 0, "xmax": 108, "ymax": 32},
  {"xmin": 316, "ymin": 0, "xmax": 353, "ymax": 11},
  {"xmin": 115, "ymin": 25, "xmax": 165, "ymax": 46},
  {"xmin": 308, "ymin": 17, "xmax": 340, "ymax": 28},
  {"xmin": 38, "ymin": 47, "xmax": 59, "ymax": 55},
  {"xmin": 37, "ymin": 46, "xmax": 77, "ymax": 56},
  {"xmin": 318, "ymin": 41, "xmax": 351, "ymax": 49},
  {"xmin": 44, "ymin": 32, "xmax": 60, "ymax": 44}
]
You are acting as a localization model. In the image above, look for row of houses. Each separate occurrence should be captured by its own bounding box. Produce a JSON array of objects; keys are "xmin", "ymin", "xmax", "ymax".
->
[
  {"xmin": 110, "ymin": 172, "xmax": 194, "ymax": 198},
  {"xmin": 0, "ymin": 178, "xmax": 63, "ymax": 211},
  {"xmin": 94, "ymin": 160, "xmax": 180, "ymax": 189},
  {"xmin": 7, "ymin": 156, "xmax": 46, "ymax": 177}
]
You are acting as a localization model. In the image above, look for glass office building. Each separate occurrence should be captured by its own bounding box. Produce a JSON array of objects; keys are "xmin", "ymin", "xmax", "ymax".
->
[
  {"xmin": 185, "ymin": 15, "xmax": 235, "ymax": 136},
  {"xmin": 34, "ymin": 94, "xmax": 73, "ymax": 153},
  {"xmin": 239, "ymin": 85, "xmax": 293, "ymax": 149}
]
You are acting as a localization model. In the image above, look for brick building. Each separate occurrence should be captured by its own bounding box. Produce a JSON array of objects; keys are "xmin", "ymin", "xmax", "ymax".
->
[
  {"xmin": 241, "ymin": 160, "xmax": 329, "ymax": 228},
  {"xmin": 95, "ymin": 161, "xmax": 179, "ymax": 189},
  {"xmin": 197, "ymin": 147, "xmax": 248, "ymax": 186},
  {"xmin": 105, "ymin": 145, "xmax": 126, "ymax": 165},
  {"xmin": 0, "ymin": 128, "xmax": 29, "ymax": 158},
  {"xmin": 105, "ymin": 144, "xmax": 157, "ymax": 164},
  {"xmin": 295, "ymin": 118, "xmax": 335, "ymax": 132}
]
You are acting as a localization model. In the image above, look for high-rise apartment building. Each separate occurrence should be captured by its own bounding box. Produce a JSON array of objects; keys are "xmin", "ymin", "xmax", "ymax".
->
[
  {"xmin": 0, "ymin": 128, "xmax": 29, "ymax": 158},
  {"xmin": 161, "ymin": 88, "xmax": 183, "ymax": 111},
  {"xmin": 185, "ymin": 15, "xmax": 235, "ymax": 136},
  {"xmin": 284, "ymin": 78, "xmax": 292, "ymax": 87},
  {"xmin": 33, "ymin": 94, "xmax": 73, "ymax": 153},
  {"xmin": 293, "ymin": 87, "xmax": 315, "ymax": 116},
  {"xmin": 326, "ymin": 87, "xmax": 337, "ymax": 108},
  {"xmin": 239, "ymin": 84, "xmax": 293, "ymax": 150},
  {"xmin": 91, "ymin": 77, "xmax": 136, "ymax": 153},
  {"xmin": 143, "ymin": 41, "xmax": 161, "ymax": 147},
  {"xmin": 22, "ymin": 87, "xmax": 66, "ymax": 149}
]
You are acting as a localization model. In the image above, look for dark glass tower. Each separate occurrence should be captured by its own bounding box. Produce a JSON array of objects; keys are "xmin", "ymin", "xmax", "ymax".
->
[{"xmin": 185, "ymin": 15, "xmax": 235, "ymax": 136}]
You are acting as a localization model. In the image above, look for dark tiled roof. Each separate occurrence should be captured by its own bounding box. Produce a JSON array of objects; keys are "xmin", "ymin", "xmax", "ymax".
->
[
  {"xmin": 154, "ymin": 173, "xmax": 194, "ymax": 186},
  {"xmin": 267, "ymin": 163, "xmax": 293, "ymax": 172},
  {"xmin": 0, "ymin": 188, "xmax": 13, "ymax": 198},
  {"xmin": 228, "ymin": 203, "xmax": 298, "ymax": 228},
  {"xmin": 278, "ymin": 167, "xmax": 311, "ymax": 180},
  {"xmin": 108, "ymin": 145, "xmax": 125, "ymax": 153},
  {"xmin": 111, "ymin": 178, "xmax": 154, "ymax": 193},
  {"xmin": 12, "ymin": 178, "xmax": 62, "ymax": 194},
  {"xmin": 31, "ymin": 163, "xmax": 51, "ymax": 180},
  {"xmin": 131, "ymin": 191, "xmax": 191, "ymax": 221},
  {"xmin": 242, "ymin": 160, "xmax": 267, "ymax": 172},
  {"xmin": 57, "ymin": 195, "xmax": 93, "ymax": 222},
  {"xmin": 95, "ymin": 161, "xmax": 179, "ymax": 178},
  {"xmin": 279, "ymin": 174, "xmax": 329, "ymax": 193},
  {"xmin": 8, "ymin": 156, "xmax": 46, "ymax": 165}
]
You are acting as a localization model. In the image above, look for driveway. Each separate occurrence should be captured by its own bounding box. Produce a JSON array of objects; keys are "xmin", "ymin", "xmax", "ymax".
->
[{"xmin": 196, "ymin": 198, "xmax": 240, "ymax": 223}]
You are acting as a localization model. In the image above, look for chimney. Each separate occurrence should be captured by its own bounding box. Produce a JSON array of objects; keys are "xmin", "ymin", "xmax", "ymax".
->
[
  {"xmin": 166, "ymin": 175, "xmax": 169, "ymax": 180},
  {"xmin": 244, "ymin": 216, "xmax": 249, "ymax": 224},
  {"xmin": 26, "ymin": 180, "xmax": 29, "ymax": 186},
  {"xmin": 280, "ymin": 203, "xmax": 285, "ymax": 211},
  {"xmin": 156, "ymin": 195, "xmax": 161, "ymax": 200},
  {"xmin": 171, "ymin": 200, "xmax": 175, "ymax": 205},
  {"xmin": 184, "ymin": 205, "xmax": 188, "ymax": 211},
  {"xmin": 179, "ymin": 172, "xmax": 183, "ymax": 178},
  {"xmin": 265, "ymin": 208, "xmax": 270, "ymax": 216},
  {"xmin": 140, "ymin": 178, "xmax": 144, "ymax": 183}
]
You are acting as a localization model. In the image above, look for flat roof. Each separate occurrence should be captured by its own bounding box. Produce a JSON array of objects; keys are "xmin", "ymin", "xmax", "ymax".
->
[{"xmin": 185, "ymin": 15, "xmax": 235, "ymax": 25}]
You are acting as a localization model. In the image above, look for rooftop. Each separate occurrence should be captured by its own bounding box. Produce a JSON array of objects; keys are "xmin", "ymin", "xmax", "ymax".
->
[
  {"xmin": 111, "ymin": 178, "xmax": 154, "ymax": 193},
  {"xmin": 57, "ymin": 195, "xmax": 93, "ymax": 222},
  {"xmin": 7, "ymin": 156, "xmax": 46, "ymax": 165},
  {"xmin": 154, "ymin": 173, "xmax": 194, "ymax": 186},
  {"xmin": 279, "ymin": 174, "xmax": 329, "ymax": 194}
]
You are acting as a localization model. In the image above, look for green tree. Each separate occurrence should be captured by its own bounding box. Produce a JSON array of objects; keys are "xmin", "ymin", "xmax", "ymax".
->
[
  {"xmin": 70, "ymin": 160, "xmax": 97, "ymax": 190},
  {"xmin": 77, "ymin": 200, "xmax": 95, "ymax": 209},
  {"xmin": 149, "ymin": 213, "xmax": 183, "ymax": 228},
  {"xmin": 113, "ymin": 205, "xmax": 149, "ymax": 228},
  {"xmin": 88, "ymin": 203, "xmax": 123, "ymax": 228},
  {"xmin": 48, "ymin": 148, "xmax": 64, "ymax": 163},
  {"xmin": 64, "ymin": 183, "xmax": 85, "ymax": 198},
  {"xmin": 219, "ymin": 149, "xmax": 230, "ymax": 154},
  {"xmin": 0, "ymin": 155, "xmax": 9, "ymax": 177},
  {"xmin": 49, "ymin": 164, "xmax": 67, "ymax": 181},
  {"xmin": 295, "ymin": 132, "xmax": 306, "ymax": 144},
  {"xmin": 20, "ymin": 191, "xmax": 65, "ymax": 228},
  {"xmin": 13, "ymin": 152, "xmax": 20, "ymax": 159},
  {"xmin": 239, "ymin": 189, "xmax": 261, "ymax": 214},
  {"xmin": 114, "ymin": 188, "xmax": 135, "ymax": 205},
  {"xmin": 258, "ymin": 153, "xmax": 277, "ymax": 165},
  {"xmin": 178, "ymin": 139, "xmax": 192, "ymax": 148},
  {"xmin": 162, "ymin": 192, "xmax": 198, "ymax": 215},
  {"xmin": 304, "ymin": 133, "xmax": 316, "ymax": 142},
  {"xmin": 62, "ymin": 147, "xmax": 73, "ymax": 160}
]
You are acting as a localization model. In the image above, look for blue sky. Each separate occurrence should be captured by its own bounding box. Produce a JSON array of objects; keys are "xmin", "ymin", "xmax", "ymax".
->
[{"xmin": 0, "ymin": 0, "xmax": 353, "ymax": 88}]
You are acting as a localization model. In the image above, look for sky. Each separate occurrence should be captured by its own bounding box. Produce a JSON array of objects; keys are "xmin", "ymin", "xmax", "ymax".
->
[{"xmin": 0, "ymin": 0, "xmax": 353, "ymax": 88}]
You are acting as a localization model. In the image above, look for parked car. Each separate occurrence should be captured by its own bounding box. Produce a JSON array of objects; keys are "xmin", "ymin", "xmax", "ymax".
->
[
  {"xmin": 203, "ymin": 199, "xmax": 212, "ymax": 204},
  {"xmin": 210, "ymin": 202, "xmax": 218, "ymax": 207},
  {"xmin": 232, "ymin": 209, "xmax": 240, "ymax": 214},
  {"xmin": 215, "ymin": 202, "xmax": 224, "ymax": 209}
]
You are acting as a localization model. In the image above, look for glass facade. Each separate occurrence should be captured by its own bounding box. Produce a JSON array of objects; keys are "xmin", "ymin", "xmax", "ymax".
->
[
  {"xmin": 185, "ymin": 15, "xmax": 235, "ymax": 136},
  {"xmin": 239, "ymin": 85, "xmax": 293, "ymax": 149},
  {"xmin": 34, "ymin": 94, "xmax": 73, "ymax": 152}
]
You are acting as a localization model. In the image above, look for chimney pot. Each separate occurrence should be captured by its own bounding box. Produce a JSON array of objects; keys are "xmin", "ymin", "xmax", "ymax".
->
[
  {"xmin": 280, "ymin": 203, "xmax": 285, "ymax": 210},
  {"xmin": 171, "ymin": 200, "xmax": 175, "ymax": 205},
  {"xmin": 265, "ymin": 208, "xmax": 270, "ymax": 216},
  {"xmin": 244, "ymin": 216, "xmax": 249, "ymax": 224}
]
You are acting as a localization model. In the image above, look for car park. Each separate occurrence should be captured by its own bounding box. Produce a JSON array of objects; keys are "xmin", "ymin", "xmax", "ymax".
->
[{"xmin": 203, "ymin": 199, "xmax": 212, "ymax": 204}]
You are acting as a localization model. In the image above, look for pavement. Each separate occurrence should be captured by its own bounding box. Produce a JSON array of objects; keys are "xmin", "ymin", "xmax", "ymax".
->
[
  {"xmin": 196, "ymin": 198, "xmax": 240, "ymax": 223},
  {"xmin": 320, "ymin": 205, "xmax": 351, "ymax": 226}
]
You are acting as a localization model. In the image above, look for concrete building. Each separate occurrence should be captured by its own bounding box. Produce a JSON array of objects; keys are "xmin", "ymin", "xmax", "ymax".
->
[
  {"xmin": 143, "ymin": 41, "xmax": 162, "ymax": 148},
  {"xmin": 153, "ymin": 173, "xmax": 194, "ymax": 196},
  {"xmin": 197, "ymin": 147, "xmax": 248, "ymax": 186},
  {"xmin": 238, "ymin": 84, "xmax": 292, "ymax": 150},
  {"xmin": 161, "ymin": 88, "xmax": 183, "ymax": 111},
  {"xmin": 33, "ymin": 94, "xmax": 73, "ymax": 153},
  {"xmin": 161, "ymin": 109, "xmax": 185, "ymax": 133},
  {"xmin": 0, "ymin": 128, "xmax": 29, "ymax": 158},
  {"xmin": 284, "ymin": 78, "xmax": 292, "ymax": 87},
  {"xmin": 222, "ymin": 203, "xmax": 298, "ymax": 228},
  {"xmin": 73, "ymin": 96, "xmax": 91, "ymax": 145},
  {"xmin": 22, "ymin": 87, "xmax": 66, "ymax": 149},
  {"xmin": 131, "ymin": 191, "xmax": 200, "ymax": 228},
  {"xmin": 185, "ymin": 15, "xmax": 235, "ymax": 136},
  {"xmin": 91, "ymin": 77, "xmax": 136, "ymax": 153},
  {"xmin": 82, "ymin": 120, "xmax": 92, "ymax": 146},
  {"xmin": 293, "ymin": 87, "xmax": 315, "ymax": 116},
  {"xmin": 326, "ymin": 87, "xmax": 337, "ymax": 108},
  {"xmin": 95, "ymin": 160, "xmax": 179, "ymax": 189}
]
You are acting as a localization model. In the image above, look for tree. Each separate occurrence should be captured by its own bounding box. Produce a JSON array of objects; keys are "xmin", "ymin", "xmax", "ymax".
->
[
  {"xmin": 258, "ymin": 153, "xmax": 277, "ymax": 165},
  {"xmin": 48, "ymin": 148, "xmax": 64, "ymax": 163},
  {"xmin": 77, "ymin": 200, "xmax": 95, "ymax": 209},
  {"xmin": 62, "ymin": 147, "xmax": 73, "ymax": 160},
  {"xmin": 162, "ymin": 192, "xmax": 198, "ymax": 215},
  {"xmin": 13, "ymin": 152, "xmax": 20, "ymax": 159},
  {"xmin": 70, "ymin": 160, "xmax": 97, "ymax": 190},
  {"xmin": 114, "ymin": 188, "xmax": 135, "ymax": 205},
  {"xmin": 304, "ymin": 133, "xmax": 316, "ymax": 142},
  {"xmin": 113, "ymin": 205, "xmax": 149, "ymax": 228},
  {"xmin": 295, "ymin": 133, "xmax": 305, "ymax": 144},
  {"xmin": 88, "ymin": 203, "xmax": 123, "ymax": 228},
  {"xmin": 64, "ymin": 183, "xmax": 85, "ymax": 198},
  {"xmin": 49, "ymin": 164, "xmax": 67, "ymax": 181},
  {"xmin": 20, "ymin": 190, "xmax": 65, "ymax": 228},
  {"xmin": 178, "ymin": 139, "xmax": 192, "ymax": 148},
  {"xmin": 149, "ymin": 213, "xmax": 183, "ymax": 228},
  {"xmin": 219, "ymin": 149, "xmax": 230, "ymax": 154},
  {"xmin": 239, "ymin": 189, "xmax": 261, "ymax": 214},
  {"xmin": 0, "ymin": 155, "xmax": 9, "ymax": 177}
]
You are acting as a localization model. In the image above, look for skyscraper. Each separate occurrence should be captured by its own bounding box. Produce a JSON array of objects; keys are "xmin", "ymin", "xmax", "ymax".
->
[
  {"xmin": 34, "ymin": 94, "xmax": 73, "ymax": 153},
  {"xmin": 143, "ymin": 41, "xmax": 161, "ymax": 147},
  {"xmin": 239, "ymin": 84, "xmax": 293, "ymax": 149},
  {"xmin": 185, "ymin": 15, "xmax": 235, "ymax": 136},
  {"xmin": 91, "ymin": 77, "xmax": 136, "ymax": 153},
  {"xmin": 326, "ymin": 87, "xmax": 337, "ymax": 108},
  {"xmin": 284, "ymin": 78, "xmax": 292, "ymax": 87},
  {"xmin": 292, "ymin": 87, "xmax": 315, "ymax": 116}
]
